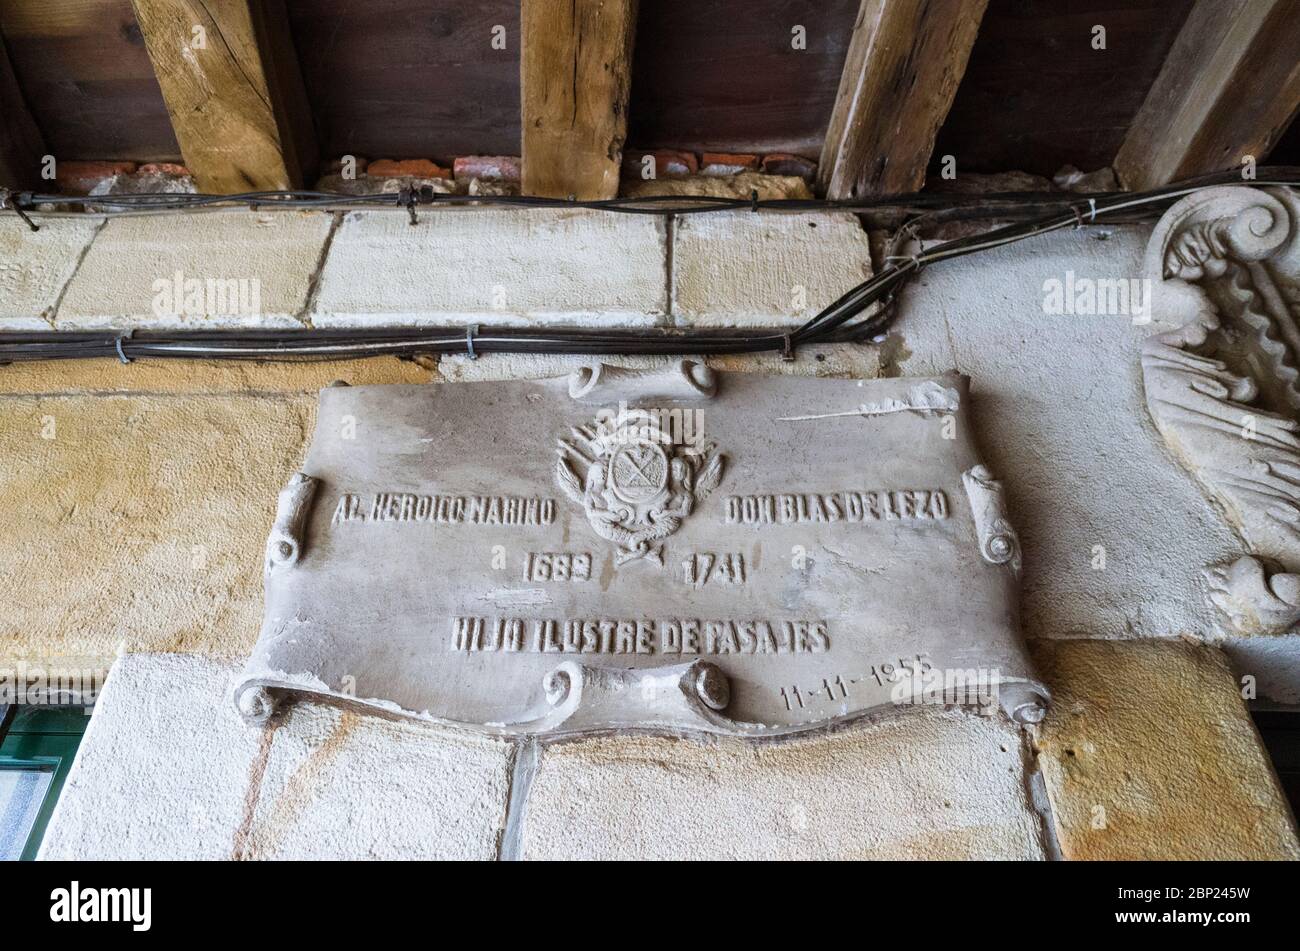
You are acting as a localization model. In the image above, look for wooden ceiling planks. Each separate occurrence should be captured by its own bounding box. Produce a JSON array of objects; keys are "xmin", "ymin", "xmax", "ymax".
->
[
  {"xmin": 285, "ymin": 0, "xmax": 520, "ymax": 163},
  {"xmin": 627, "ymin": 0, "xmax": 860, "ymax": 159},
  {"xmin": 931, "ymin": 0, "xmax": 1196, "ymax": 178},
  {"xmin": 0, "ymin": 0, "xmax": 178, "ymax": 161}
]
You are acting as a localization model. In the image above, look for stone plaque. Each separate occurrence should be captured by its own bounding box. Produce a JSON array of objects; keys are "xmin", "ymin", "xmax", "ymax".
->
[{"xmin": 236, "ymin": 362, "xmax": 1047, "ymax": 736}]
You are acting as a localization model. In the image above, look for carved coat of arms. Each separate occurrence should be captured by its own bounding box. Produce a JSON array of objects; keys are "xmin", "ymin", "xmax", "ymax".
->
[{"xmin": 556, "ymin": 410, "xmax": 724, "ymax": 566}]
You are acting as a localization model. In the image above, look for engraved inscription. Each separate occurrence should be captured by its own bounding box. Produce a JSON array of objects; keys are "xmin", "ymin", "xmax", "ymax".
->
[
  {"xmin": 525, "ymin": 552, "xmax": 593, "ymax": 581},
  {"xmin": 330, "ymin": 493, "xmax": 556, "ymax": 526},
  {"xmin": 450, "ymin": 616, "xmax": 829, "ymax": 655},
  {"xmin": 724, "ymin": 490, "xmax": 948, "ymax": 525},
  {"xmin": 682, "ymin": 551, "xmax": 747, "ymax": 586}
]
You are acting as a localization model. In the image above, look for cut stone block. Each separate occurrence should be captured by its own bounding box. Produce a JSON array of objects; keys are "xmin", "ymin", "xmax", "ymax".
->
[
  {"xmin": 38, "ymin": 654, "xmax": 265, "ymax": 860},
  {"xmin": 38, "ymin": 653, "xmax": 516, "ymax": 860},
  {"xmin": 672, "ymin": 211, "xmax": 872, "ymax": 327},
  {"xmin": 56, "ymin": 210, "xmax": 333, "ymax": 329},
  {"xmin": 312, "ymin": 209, "xmax": 667, "ymax": 328},
  {"xmin": 0, "ymin": 394, "xmax": 315, "ymax": 658},
  {"xmin": 0, "ymin": 216, "xmax": 102, "ymax": 329},
  {"xmin": 521, "ymin": 709, "xmax": 1046, "ymax": 860},
  {"xmin": 1032, "ymin": 638, "xmax": 1300, "ymax": 860},
  {"xmin": 238, "ymin": 703, "xmax": 514, "ymax": 860}
]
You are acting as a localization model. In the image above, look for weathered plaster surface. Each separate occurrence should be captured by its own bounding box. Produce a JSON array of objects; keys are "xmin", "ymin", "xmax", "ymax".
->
[
  {"xmin": 1032, "ymin": 638, "xmax": 1299, "ymax": 860},
  {"xmin": 39, "ymin": 653, "xmax": 514, "ymax": 860},
  {"xmin": 38, "ymin": 653, "xmax": 265, "ymax": 860},
  {"xmin": 0, "ymin": 216, "xmax": 101, "ymax": 330},
  {"xmin": 521, "ymin": 709, "xmax": 1046, "ymax": 860},
  {"xmin": 671, "ymin": 212, "xmax": 874, "ymax": 327},
  {"xmin": 896, "ymin": 226, "xmax": 1244, "ymax": 640},
  {"xmin": 239, "ymin": 702, "xmax": 513, "ymax": 861},
  {"xmin": 312, "ymin": 209, "xmax": 667, "ymax": 328},
  {"xmin": 56, "ymin": 210, "xmax": 333, "ymax": 329}
]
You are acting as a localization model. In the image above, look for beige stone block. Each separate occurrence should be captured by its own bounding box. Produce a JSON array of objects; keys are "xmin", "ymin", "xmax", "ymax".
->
[
  {"xmin": 56, "ymin": 210, "xmax": 333, "ymax": 329},
  {"xmin": 0, "ymin": 216, "xmax": 102, "ymax": 329},
  {"xmin": 521, "ymin": 709, "xmax": 1046, "ymax": 860},
  {"xmin": 0, "ymin": 355, "xmax": 431, "ymax": 395},
  {"xmin": 672, "ymin": 212, "xmax": 873, "ymax": 327},
  {"xmin": 239, "ymin": 704, "xmax": 514, "ymax": 860},
  {"xmin": 312, "ymin": 209, "xmax": 667, "ymax": 328},
  {"xmin": 1033, "ymin": 638, "xmax": 1300, "ymax": 860},
  {"xmin": 0, "ymin": 393, "xmax": 314, "ymax": 658}
]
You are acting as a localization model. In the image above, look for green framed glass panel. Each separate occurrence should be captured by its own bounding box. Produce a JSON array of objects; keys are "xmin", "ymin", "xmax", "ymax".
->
[{"xmin": 0, "ymin": 706, "xmax": 90, "ymax": 861}]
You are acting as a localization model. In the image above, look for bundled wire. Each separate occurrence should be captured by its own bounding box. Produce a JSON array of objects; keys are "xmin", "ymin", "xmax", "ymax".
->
[{"xmin": 1, "ymin": 169, "xmax": 1297, "ymax": 364}]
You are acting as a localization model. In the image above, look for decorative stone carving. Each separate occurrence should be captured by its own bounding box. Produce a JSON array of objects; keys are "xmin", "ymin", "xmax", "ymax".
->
[
  {"xmin": 556, "ymin": 414, "xmax": 725, "ymax": 566},
  {"xmin": 264, "ymin": 472, "xmax": 319, "ymax": 572},
  {"xmin": 1141, "ymin": 186, "xmax": 1300, "ymax": 635},
  {"xmin": 236, "ymin": 366, "xmax": 1047, "ymax": 736}
]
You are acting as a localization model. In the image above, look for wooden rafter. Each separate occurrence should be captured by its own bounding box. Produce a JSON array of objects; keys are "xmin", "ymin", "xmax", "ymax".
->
[
  {"xmin": 818, "ymin": 0, "xmax": 987, "ymax": 200},
  {"xmin": 1115, "ymin": 0, "xmax": 1300, "ymax": 190},
  {"xmin": 521, "ymin": 0, "xmax": 637, "ymax": 199},
  {"xmin": 0, "ymin": 33, "xmax": 45, "ymax": 189},
  {"xmin": 130, "ymin": 0, "xmax": 316, "ymax": 193}
]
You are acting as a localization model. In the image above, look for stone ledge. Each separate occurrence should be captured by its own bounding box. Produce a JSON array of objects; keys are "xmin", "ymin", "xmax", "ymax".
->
[
  {"xmin": 520, "ymin": 709, "xmax": 1046, "ymax": 860},
  {"xmin": 310, "ymin": 209, "xmax": 668, "ymax": 328},
  {"xmin": 55, "ymin": 210, "xmax": 333, "ymax": 330},
  {"xmin": 1032, "ymin": 638, "xmax": 1300, "ymax": 860},
  {"xmin": 0, "ymin": 216, "xmax": 102, "ymax": 330},
  {"xmin": 672, "ymin": 211, "xmax": 874, "ymax": 328}
]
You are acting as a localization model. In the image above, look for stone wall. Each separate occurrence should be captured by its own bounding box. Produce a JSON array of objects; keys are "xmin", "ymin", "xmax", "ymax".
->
[{"xmin": 2, "ymin": 204, "xmax": 1296, "ymax": 859}]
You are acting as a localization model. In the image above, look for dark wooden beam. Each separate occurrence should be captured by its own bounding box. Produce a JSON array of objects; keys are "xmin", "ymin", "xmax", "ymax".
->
[
  {"xmin": 818, "ymin": 0, "xmax": 987, "ymax": 199},
  {"xmin": 130, "ymin": 0, "xmax": 316, "ymax": 192},
  {"xmin": 1115, "ymin": 0, "xmax": 1300, "ymax": 190},
  {"xmin": 521, "ymin": 0, "xmax": 637, "ymax": 199},
  {"xmin": 0, "ymin": 33, "xmax": 45, "ymax": 188}
]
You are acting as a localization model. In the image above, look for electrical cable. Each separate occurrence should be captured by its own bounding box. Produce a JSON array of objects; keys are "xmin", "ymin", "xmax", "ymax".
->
[{"xmin": 1, "ymin": 169, "xmax": 1298, "ymax": 364}]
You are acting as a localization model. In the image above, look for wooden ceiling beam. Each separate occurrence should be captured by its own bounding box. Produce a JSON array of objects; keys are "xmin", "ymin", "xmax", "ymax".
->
[
  {"xmin": 130, "ymin": 0, "xmax": 316, "ymax": 193},
  {"xmin": 521, "ymin": 0, "xmax": 637, "ymax": 199},
  {"xmin": 0, "ymin": 34, "xmax": 45, "ymax": 189},
  {"xmin": 1115, "ymin": 0, "xmax": 1300, "ymax": 190},
  {"xmin": 818, "ymin": 0, "xmax": 987, "ymax": 200}
]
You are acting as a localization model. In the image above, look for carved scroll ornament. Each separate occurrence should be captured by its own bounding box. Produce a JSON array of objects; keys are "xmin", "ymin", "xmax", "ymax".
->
[{"xmin": 1141, "ymin": 186, "xmax": 1300, "ymax": 635}]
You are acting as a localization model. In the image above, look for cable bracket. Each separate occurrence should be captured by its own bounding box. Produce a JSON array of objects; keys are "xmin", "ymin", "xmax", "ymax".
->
[
  {"xmin": 0, "ymin": 188, "xmax": 39, "ymax": 232},
  {"xmin": 115, "ymin": 329, "xmax": 134, "ymax": 365},
  {"xmin": 466, "ymin": 324, "xmax": 479, "ymax": 360}
]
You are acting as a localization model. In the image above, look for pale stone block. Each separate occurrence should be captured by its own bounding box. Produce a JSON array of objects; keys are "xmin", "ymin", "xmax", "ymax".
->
[
  {"xmin": 1032, "ymin": 638, "xmax": 1300, "ymax": 860},
  {"xmin": 38, "ymin": 653, "xmax": 516, "ymax": 861},
  {"xmin": 521, "ymin": 710, "xmax": 1047, "ymax": 860},
  {"xmin": 1223, "ymin": 634, "xmax": 1300, "ymax": 704},
  {"xmin": 0, "ymin": 393, "xmax": 315, "ymax": 658},
  {"xmin": 56, "ymin": 210, "xmax": 333, "ymax": 329},
  {"xmin": 672, "ymin": 211, "xmax": 873, "ymax": 327},
  {"xmin": 312, "ymin": 209, "xmax": 667, "ymax": 328},
  {"xmin": 898, "ymin": 225, "xmax": 1243, "ymax": 640},
  {"xmin": 238, "ymin": 704, "xmax": 513, "ymax": 860},
  {"xmin": 38, "ymin": 654, "xmax": 264, "ymax": 860},
  {"xmin": 0, "ymin": 216, "xmax": 102, "ymax": 329}
]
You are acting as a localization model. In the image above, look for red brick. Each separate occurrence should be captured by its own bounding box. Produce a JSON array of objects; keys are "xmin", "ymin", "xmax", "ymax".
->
[
  {"xmin": 701, "ymin": 152, "xmax": 759, "ymax": 174},
  {"xmin": 136, "ymin": 163, "xmax": 192, "ymax": 177},
  {"xmin": 622, "ymin": 149, "xmax": 698, "ymax": 178},
  {"xmin": 760, "ymin": 153, "xmax": 817, "ymax": 181},
  {"xmin": 54, "ymin": 160, "xmax": 137, "ymax": 195},
  {"xmin": 453, "ymin": 155, "xmax": 521, "ymax": 182},
  {"xmin": 366, "ymin": 159, "xmax": 451, "ymax": 179}
]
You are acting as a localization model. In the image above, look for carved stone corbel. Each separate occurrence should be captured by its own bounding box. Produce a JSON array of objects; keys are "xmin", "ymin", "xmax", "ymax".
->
[{"xmin": 1141, "ymin": 186, "xmax": 1300, "ymax": 635}]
